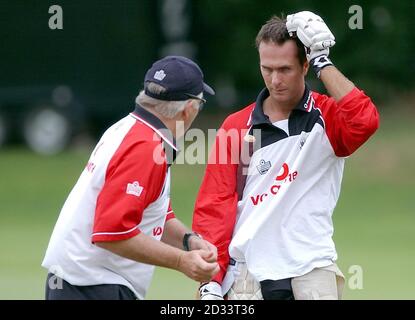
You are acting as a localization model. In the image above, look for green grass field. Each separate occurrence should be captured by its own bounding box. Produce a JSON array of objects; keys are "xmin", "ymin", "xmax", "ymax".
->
[{"xmin": 0, "ymin": 111, "xmax": 414, "ymax": 300}]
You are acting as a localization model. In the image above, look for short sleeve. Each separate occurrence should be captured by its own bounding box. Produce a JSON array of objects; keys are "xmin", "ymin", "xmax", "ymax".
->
[
  {"xmin": 92, "ymin": 126, "xmax": 167, "ymax": 243},
  {"xmin": 166, "ymin": 201, "xmax": 176, "ymax": 221}
]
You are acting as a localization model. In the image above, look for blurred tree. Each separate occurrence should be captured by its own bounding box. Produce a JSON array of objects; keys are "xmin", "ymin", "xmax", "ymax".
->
[
  {"xmin": 0, "ymin": 0, "xmax": 413, "ymax": 147},
  {"xmin": 0, "ymin": 0, "xmax": 160, "ymax": 136},
  {"xmin": 191, "ymin": 0, "xmax": 415, "ymax": 108}
]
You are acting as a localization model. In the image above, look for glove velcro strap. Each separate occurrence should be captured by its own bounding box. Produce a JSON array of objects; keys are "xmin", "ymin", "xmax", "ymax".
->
[
  {"xmin": 310, "ymin": 55, "xmax": 333, "ymax": 78},
  {"xmin": 199, "ymin": 282, "xmax": 223, "ymax": 300},
  {"xmin": 200, "ymin": 288, "xmax": 223, "ymax": 299}
]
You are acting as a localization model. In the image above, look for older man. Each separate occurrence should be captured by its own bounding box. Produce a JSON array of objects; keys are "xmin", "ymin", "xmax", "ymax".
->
[{"xmin": 42, "ymin": 56, "xmax": 218, "ymax": 300}]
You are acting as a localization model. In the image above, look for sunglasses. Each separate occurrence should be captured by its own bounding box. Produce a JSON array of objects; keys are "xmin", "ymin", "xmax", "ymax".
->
[{"xmin": 185, "ymin": 93, "xmax": 206, "ymax": 111}]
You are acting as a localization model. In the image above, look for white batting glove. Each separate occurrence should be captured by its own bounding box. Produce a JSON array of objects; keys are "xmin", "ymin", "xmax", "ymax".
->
[
  {"xmin": 199, "ymin": 282, "xmax": 224, "ymax": 300},
  {"xmin": 286, "ymin": 11, "xmax": 335, "ymax": 77}
]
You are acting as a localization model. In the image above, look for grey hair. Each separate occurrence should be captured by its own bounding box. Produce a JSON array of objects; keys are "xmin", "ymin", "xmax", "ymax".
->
[{"xmin": 136, "ymin": 82, "xmax": 202, "ymax": 119}]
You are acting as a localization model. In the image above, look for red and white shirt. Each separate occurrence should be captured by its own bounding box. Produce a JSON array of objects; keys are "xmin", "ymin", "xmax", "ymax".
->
[
  {"xmin": 192, "ymin": 86, "xmax": 379, "ymax": 289},
  {"xmin": 42, "ymin": 106, "xmax": 177, "ymax": 299}
]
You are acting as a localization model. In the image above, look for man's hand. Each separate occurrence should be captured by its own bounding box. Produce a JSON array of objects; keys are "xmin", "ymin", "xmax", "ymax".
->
[
  {"xmin": 188, "ymin": 237, "xmax": 218, "ymax": 262},
  {"xmin": 286, "ymin": 11, "xmax": 335, "ymax": 77},
  {"xmin": 199, "ymin": 281, "xmax": 224, "ymax": 300},
  {"xmin": 176, "ymin": 250, "xmax": 219, "ymax": 282},
  {"xmin": 286, "ymin": 11, "xmax": 335, "ymax": 60}
]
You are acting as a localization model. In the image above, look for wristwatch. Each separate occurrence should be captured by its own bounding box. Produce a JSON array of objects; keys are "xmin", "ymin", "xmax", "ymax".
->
[{"xmin": 183, "ymin": 232, "xmax": 202, "ymax": 251}]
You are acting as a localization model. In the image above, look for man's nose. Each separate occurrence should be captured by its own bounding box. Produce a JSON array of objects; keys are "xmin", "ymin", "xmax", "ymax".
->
[{"xmin": 271, "ymin": 72, "xmax": 282, "ymax": 86}]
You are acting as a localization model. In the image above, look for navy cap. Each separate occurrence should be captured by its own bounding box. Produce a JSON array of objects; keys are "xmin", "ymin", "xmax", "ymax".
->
[{"xmin": 144, "ymin": 56, "xmax": 215, "ymax": 101}]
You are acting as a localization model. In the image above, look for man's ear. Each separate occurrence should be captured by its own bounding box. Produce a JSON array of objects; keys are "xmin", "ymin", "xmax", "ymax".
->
[
  {"xmin": 181, "ymin": 100, "xmax": 195, "ymax": 120},
  {"xmin": 303, "ymin": 61, "xmax": 309, "ymax": 76}
]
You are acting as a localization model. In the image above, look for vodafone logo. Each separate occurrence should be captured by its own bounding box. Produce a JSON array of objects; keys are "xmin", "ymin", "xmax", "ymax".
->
[
  {"xmin": 250, "ymin": 163, "xmax": 298, "ymax": 206},
  {"xmin": 152, "ymin": 226, "xmax": 163, "ymax": 237},
  {"xmin": 276, "ymin": 163, "xmax": 289, "ymax": 181}
]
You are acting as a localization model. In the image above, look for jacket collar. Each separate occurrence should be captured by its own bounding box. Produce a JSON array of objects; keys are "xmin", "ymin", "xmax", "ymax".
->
[
  {"xmin": 251, "ymin": 84, "xmax": 312, "ymax": 126},
  {"xmin": 130, "ymin": 104, "xmax": 178, "ymax": 164}
]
